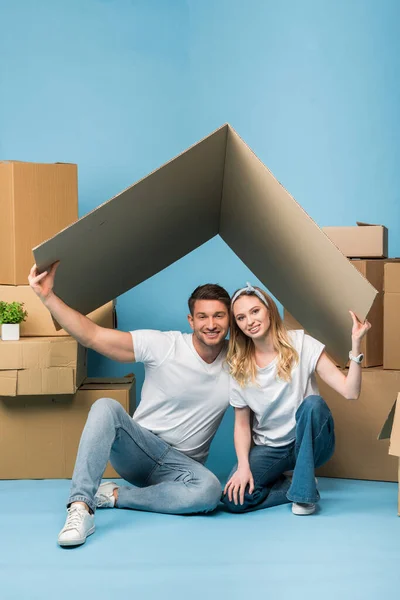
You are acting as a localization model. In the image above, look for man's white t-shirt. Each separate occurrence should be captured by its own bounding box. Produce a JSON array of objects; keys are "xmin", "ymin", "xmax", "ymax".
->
[
  {"xmin": 131, "ymin": 330, "xmax": 229, "ymax": 462},
  {"xmin": 230, "ymin": 330, "xmax": 325, "ymax": 447}
]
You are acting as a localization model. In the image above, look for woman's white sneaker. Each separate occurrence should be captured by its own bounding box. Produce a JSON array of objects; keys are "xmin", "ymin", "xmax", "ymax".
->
[
  {"xmin": 58, "ymin": 504, "xmax": 95, "ymax": 547},
  {"xmin": 95, "ymin": 481, "xmax": 118, "ymax": 508},
  {"xmin": 292, "ymin": 502, "xmax": 316, "ymax": 515}
]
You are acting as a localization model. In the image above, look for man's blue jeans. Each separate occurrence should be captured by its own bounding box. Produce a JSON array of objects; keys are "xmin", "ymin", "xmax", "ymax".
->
[
  {"xmin": 222, "ymin": 395, "xmax": 335, "ymax": 512},
  {"xmin": 68, "ymin": 398, "xmax": 222, "ymax": 514}
]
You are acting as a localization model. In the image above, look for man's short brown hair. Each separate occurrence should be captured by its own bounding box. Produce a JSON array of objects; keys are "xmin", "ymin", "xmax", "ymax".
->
[{"xmin": 188, "ymin": 284, "xmax": 231, "ymax": 316}]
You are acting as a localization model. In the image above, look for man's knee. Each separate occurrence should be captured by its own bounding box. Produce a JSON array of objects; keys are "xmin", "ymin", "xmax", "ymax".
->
[
  {"xmin": 187, "ymin": 471, "xmax": 222, "ymax": 513},
  {"xmin": 89, "ymin": 397, "xmax": 123, "ymax": 420},
  {"xmin": 200, "ymin": 473, "xmax": 223, "ymax": 512}
]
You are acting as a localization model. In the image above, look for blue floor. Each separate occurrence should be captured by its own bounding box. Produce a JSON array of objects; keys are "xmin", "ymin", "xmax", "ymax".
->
[{"xmin": 0, "ymin": 478, "xmax": 399, "ymax": 599}]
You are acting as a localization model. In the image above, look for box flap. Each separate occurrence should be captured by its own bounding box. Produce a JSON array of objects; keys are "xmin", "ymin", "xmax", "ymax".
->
[
  {"xmin": 378, "ymin": 399, "xmax": 397, "ymax": 440},
  {"xmin": 389, "ymin": 393, "xmax": 400, "ymax": 457},
  {"xmin": 379, "ymin": 393, "xmax": 400, "ymax": 457},
  {"xmin": 33, "ymin": 124, "xmax": 377, "ymax": 364},
  {"xmin": 33, "ymin": 126, "xmax": 228, "ymax": 316},
  {"xmin": 80, "ymin": 374, "xmax": 135, "ymax": 390},
  {"xmin": 0, "ymin": 160, "xmax": 76, "ymax": 166},
  {"xmin": 356, "ymin": 222, "xmax": 383, "ymax": 227}
]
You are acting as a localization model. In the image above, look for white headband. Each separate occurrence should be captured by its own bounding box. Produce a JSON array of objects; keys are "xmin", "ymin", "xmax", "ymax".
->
[{"xmin": 231, "ymin": 282, "xmax": 269, "ymax": 307}]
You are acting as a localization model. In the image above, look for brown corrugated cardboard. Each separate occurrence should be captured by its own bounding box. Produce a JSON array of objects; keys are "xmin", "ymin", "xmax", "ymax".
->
[
  {"xmin": 0, "ymin": 285, "xmax": 116, "ymax": 336},
  {"xmin": 1, "ymin": 368, "xmax": 76, "ymax": 396},
  {"xmin": 322, "ymin": 223, "xmax": 388, "ymax": 258},
  {"xmin": 351, "ymin": 260, "xmax": 384, "ymax": 366},
  {"xmin": 0, "ymin": 161, "xmax": 78, "ymax": 285},
  {"xmin": 284, "ymin": 259, "xmax": 384, "ymax": 367},
  {"xmin": 384, "ymin": 295, "xmax": 400, "ymax": 369},
  {"xmin": 378, "ymin": 393, "xmax": 400, "ymax": 514},
  {"xmin": 0, "ymin": 375, "xmax": 135, "ymax": 479},
  {"xmin": 0, "ymin": 337, "xmax": 87, "ymax": 396},
  {"xmin": 33, "ymin": 125, "xmax": 377, "ymax": 365},
  {"xmin": 384, "ymin": 262, "xmax": 400, "ymax": 293},
  {"xmin": 0, "ymin": 337, "xmax": 81, "ymax": 369},
  {"xmin": 316, "ymin": 369, "xmax": 400, "ymax": 482},
  {"xmin": 383, "ymin": 262, "xmax": 400, "ymax": 370}
]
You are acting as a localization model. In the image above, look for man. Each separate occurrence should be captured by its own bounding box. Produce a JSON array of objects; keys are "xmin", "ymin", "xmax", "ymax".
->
[{"xmin": 28, "ymin": 263, "xmax": 231, "ymax": 547}]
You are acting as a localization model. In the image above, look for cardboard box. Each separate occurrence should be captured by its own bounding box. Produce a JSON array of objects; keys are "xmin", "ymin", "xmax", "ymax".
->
[
  {"xmin": 33, "ymin": 125, "xmax": 377, "ymax": 365},
  {"xmin": 0, "ymin": 161, "xmax": 78, "ymax": 285},
  {"xmin": 379, "ymin": 393, "xmax": 400, "ymax": 515},
  {"xmin": 0, "ymin": 337, "xmax": 87, "ymax": 396},
  {"xmin": 0, "ymin": 285, "xmax": 116, "ymax": 336},
  {"xmin": 0, "ymin": 375, "xmax": 135, "ymax": 479},
  {"xmin": 316, "ymin": 369, "xmax": 400, "ymax": 482},
  {"xmin": 323, "ymin": 223, "xmax": 388, "ymax": 258},
  {"xmin": 384, "ymin": 261, "xmax": 400, "ymax": 292},
  {"xmin": 284, "ymin": 259, "xmax": 384, "ymax": 367},
  {"xmin": 383, "ymin": 262, "xmax": 400, "ymax": 369}
]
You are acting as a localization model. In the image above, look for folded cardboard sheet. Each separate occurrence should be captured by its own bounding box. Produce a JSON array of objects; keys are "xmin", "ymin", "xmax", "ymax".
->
[{"xmin": 33, "ymin": 125, "xmax": 377, "ymax": 364}]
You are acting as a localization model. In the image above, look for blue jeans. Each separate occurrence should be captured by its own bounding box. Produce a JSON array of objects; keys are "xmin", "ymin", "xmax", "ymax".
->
[
  {"xmin": 221, "ymin": 395, "xmax": 335, "ymax": 512},
  {"xmin": 68, "ymin": 398, "xmax": 222, "ymax": 514}
]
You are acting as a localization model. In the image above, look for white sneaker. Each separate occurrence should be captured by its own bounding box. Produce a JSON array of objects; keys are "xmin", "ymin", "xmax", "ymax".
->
[
  {"xmin": 58, "ymin": 504, "xmax": 95, "ymax": 547},
  {"xmin": 292, "ymin": 502, "xmax": 316, "ymax": 515},
  {"xmin": 95, "ymin": 481, "xmax": 118, "ymax": 508},
  {"xmin": 285, "ymin": 475, "xmax": 318, "ymax": 515}
]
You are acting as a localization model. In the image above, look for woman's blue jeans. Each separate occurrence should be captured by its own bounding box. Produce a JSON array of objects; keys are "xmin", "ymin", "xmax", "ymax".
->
[{"xmin": 222, "ymin": 395, "xmax": 335, "ymax": 512}]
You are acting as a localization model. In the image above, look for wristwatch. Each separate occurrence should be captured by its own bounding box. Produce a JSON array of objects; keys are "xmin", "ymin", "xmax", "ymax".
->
[{"xmin": 349, "ymin": 351, "xmax": 364, "ymax": 364}]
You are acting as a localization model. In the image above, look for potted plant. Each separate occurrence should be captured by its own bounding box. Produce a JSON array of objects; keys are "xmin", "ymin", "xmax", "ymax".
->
[{"xmin": 0, "ymin": 301, "xmax": 28, "ymax": 341}]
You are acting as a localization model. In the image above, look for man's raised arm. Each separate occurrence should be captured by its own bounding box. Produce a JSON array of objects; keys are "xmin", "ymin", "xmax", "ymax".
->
[{"xmin": 28, "ymin": 262, "xmax": 135, "ymax": 363}]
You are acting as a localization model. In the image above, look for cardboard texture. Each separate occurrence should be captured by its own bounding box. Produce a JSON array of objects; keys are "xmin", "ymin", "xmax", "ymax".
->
[
  {"xmin": 0, "ymin": 338, "xmax": 87, "ymax": 396},
  {"xmin": 0, "ymin": 375, "xmax": 135, "ymax": 479},
  {"xmin": 0, "ymin": 161, "xmax": 78, "ymax": 285},
  {"xmin": 283, "ymin": 259, "xmax": 384, "ymax": 367},
  {"xmin": 33, "ymin": 125, "xmax": 377, "ymax": 364},
  {"xmin": 379, "ymin": 393, "xmax": 400, "ymax": 514},
  {"xmin": 384, "ymin": 261, "xmax": 400, "ymax": 293},
  {"xmin": 0, "ymin": 285, "xmax": 116, "ymax": 336},
  {"xmin": 322, "ymin": 223, "xmax": 388, "ymax": 258},
  {"xmin": 383, "ymin": 262, "xmax": 400, "ymax": 369},
  {"xmin": 316, "ymin": 369, "xmax": 400, "ymax": 482}
]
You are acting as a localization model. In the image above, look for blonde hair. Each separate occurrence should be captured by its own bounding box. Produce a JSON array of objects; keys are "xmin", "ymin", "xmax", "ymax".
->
[{"xmin": 227, "ymin": 287, "xmax": 298, "ymax": 387}]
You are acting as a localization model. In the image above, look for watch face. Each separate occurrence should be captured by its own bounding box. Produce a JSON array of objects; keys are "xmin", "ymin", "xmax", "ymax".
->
[{"xmin": 359, "ymin": 354, "xmax": 364, "ymax": 362}]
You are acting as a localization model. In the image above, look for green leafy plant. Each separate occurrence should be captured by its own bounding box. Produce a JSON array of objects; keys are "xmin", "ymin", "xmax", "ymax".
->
[{"xmin": 0, "ymin": 301, "xmax": 28, "ymax": 325}]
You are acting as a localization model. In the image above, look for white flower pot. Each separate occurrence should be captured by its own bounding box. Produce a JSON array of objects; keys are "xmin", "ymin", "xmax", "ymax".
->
[{"xmin": 1, "ymin": 323, "xmax": 20, "ymax": 341}]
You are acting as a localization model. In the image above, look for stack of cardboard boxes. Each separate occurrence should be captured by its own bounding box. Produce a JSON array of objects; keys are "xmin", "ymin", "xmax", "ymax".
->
[
  {"xmin": 285, "ymin": 223, "xmax": 400, "ymax": 512},
  {"xmin": 0, "ymin": 161, "xmax": 135, "ymax": 479}
]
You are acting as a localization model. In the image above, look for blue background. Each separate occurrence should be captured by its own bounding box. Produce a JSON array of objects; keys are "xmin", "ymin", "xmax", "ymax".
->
[{"xmin": 1, "ymin": 0, "xmax": 400, "ymax": 477}]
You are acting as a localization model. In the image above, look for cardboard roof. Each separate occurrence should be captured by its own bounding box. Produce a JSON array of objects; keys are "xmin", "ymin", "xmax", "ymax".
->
[
  {"xmin": 33, "ymin": 124, "xmax": 377, "ymax": 364},
  {"xmin": 379, "ymin": 393, "xmax": 400, "ymax": 458}
]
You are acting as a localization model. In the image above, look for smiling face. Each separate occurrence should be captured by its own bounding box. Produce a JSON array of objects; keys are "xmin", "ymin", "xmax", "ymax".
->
[
  {"xmin": 188, "ymin": 299, "xmax": 230, "ymax": 348},
  {"xmin": 232, "ymin": 294, "xmax": 271, "ymax": 340}
]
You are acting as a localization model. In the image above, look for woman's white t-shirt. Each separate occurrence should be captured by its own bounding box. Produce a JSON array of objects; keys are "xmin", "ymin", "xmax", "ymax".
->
[{"xmin": 229, "ymin": 330, "xmax": 325, "ymax": 447}]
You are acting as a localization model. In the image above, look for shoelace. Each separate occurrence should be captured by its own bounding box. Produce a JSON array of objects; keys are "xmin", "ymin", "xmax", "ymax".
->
[
  {"xmin": 62, "ymin": 506, "xmax": 86, "ymax": 532},
  {"xmin": 96, "ymin": 492, "xmax": 112, "ymax": 507}
]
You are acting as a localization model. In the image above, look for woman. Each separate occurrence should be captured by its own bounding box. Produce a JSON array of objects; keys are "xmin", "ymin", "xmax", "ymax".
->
[{"xmin": 222, "ymin": 283, "xmax": 371, "ymax": 515}]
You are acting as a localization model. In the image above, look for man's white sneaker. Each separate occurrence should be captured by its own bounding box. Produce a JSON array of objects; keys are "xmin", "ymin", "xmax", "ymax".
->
[
  {"xmin": 292, "ymin": 502, "xmax": 316, "ymax": 516},
  {"xmin": 95, "ymin": 481, "xmax": 118, "ymax": 508},
  {"xmin": 58, "ymin": 504, "xmax": 95, "ymax": 547}
]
